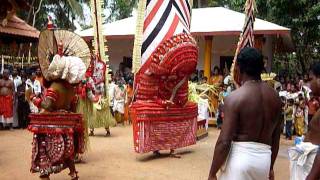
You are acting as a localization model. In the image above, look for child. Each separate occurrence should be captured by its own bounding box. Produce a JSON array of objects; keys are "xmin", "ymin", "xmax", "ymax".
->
[
  {"xmin": 295, "ymin": 100, "xmax": 306, "ymax": 136},
  {"xmin": 216, "ymin": 85, "xmax": 229, "ymax": 129},
  {"xmin": 216, "ymin": 102, "xmax": 224, "ymax": 129},
  {"xmin": 285, "ymin": 99, "xmax": 294, "ymax": 140}
]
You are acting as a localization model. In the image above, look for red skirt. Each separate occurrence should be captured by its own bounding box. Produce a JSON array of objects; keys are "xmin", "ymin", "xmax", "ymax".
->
[
  {"xmin": 28, "ymin": 113, "xmax": 84, "ymax": 176},
  {"xmin": 131, "ymin": 101, "xmax": 198, "ymax": 153},
  {"xmin": 0, "ymin": 95, "xmax": 13, "ymax": 118}
]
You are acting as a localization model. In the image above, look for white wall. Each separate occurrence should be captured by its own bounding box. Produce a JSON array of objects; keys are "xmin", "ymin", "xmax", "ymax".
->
[
  {"xmin": 196, "ymin": 35, "xmax": 274, "ymax": 72},
  {"xmin": 107, "ymin": 38, "xmax": 134, "ymax": 72},
  {"xmin": 106, "ymin": 35, "xmax": 274, "ymax": 73}
]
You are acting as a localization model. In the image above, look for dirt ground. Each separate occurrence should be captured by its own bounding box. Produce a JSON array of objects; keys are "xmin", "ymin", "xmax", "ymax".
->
[{"xmin": 0, "ymin": 126, "xmax": 291, "ymax": 180}]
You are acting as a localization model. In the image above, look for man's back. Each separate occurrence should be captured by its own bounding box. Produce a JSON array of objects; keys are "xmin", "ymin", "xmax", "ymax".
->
[
  {"xmin": 228, "ymin": 81, "xmax": 282, "ymax": 146},
  {"xmin": 209, "ymin": 48, "xmax": 283, "ymax": 180}
]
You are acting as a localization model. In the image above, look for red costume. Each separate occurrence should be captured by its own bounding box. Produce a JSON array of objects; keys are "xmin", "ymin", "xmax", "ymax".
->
[
  {"xmin": 0, "ymin": 95, "xmax": 13, "ymax": 121},
  {"xmin": 131, "ymin": 0, "xmax": 198, "ymax": 154},
  {"xmin": 28, "ymin": 113, "xmax": 84, "ymax": 176},
  {"xmin": 27, "ymin": 21, "xmax": 90, "ymax": 179}
]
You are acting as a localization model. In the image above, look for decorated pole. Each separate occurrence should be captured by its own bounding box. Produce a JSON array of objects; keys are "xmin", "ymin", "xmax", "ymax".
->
[
  {"xmin": 132, "ymin": 0, "xmax": 147, "ymax": 74},
  {"xmin": 90, "ymin": 0, "xmax": 109, "ymax": 96},
  {"xmin": 231, "ymin": 0, "xmax": 256, "ymax": 87}
]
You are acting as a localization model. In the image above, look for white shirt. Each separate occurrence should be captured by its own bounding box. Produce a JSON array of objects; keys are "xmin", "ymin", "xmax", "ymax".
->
[
  {"xmin": 108, "ymin": 81, "xmax": 116, "ymax": 106},
  {"xmin": 224, "ymin": 75, "xmax": 231, "ymax": 85},
  {"xmin": 13, "ymin": 76, "xmax": 22, "ymax": 92},
  {"xmin": 26, "ymin": 79, "xmax": 42, "ymax": 96},
  {"xmin": 198, "ymin": 98, "xmax": 209, "ymax": 120}
]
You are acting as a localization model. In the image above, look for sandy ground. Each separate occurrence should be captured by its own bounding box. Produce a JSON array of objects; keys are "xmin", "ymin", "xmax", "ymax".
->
[{"xmin": 0, "ymin": 126, "xmax": 291, "ymax": 180}]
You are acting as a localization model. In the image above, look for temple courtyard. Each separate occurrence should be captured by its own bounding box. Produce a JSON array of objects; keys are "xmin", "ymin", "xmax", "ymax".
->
[{"xmin": 0, "ymin": 126, "xmax": 290, "ymax": 180}]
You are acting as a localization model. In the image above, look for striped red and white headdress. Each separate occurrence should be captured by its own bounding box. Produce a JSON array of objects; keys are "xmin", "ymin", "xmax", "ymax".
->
[{"xmin": 141, "ymin": 0, "xmax": 192, "ymax": 67}]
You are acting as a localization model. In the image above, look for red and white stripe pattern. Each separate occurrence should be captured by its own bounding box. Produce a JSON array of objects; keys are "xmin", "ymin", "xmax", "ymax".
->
[
  {"xmin": 237, "ymin": 0, "xmax": 256, "ymax": 50},
  {"xmin": 231, "ymin": 0, "xmax": 256, "ymax": 85},
  {"xmin": 141, "ymin": 0, "xmax": 191, "ymax": 66}
]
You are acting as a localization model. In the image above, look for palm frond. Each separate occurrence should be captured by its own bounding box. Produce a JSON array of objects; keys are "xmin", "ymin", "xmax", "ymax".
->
[{"xmin": 66, "ymin": 0, "xmax": 84, "ymax": 19}]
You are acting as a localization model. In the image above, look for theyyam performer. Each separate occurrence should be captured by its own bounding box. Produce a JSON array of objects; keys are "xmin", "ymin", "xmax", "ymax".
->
[
  {"xmin": 79, "ymin": 0, "xmax": 115, "ymax": 137},
  {"xmin": 130, "ymin": 0, "xmax": 198, "ymax": 156},
  {"xmin": 208, "ymin": 0, "xmax": 282, "ymax": 179},
  {"xmin": 27, "ymin": 20, "xmax": 91, "ymax": 180}
]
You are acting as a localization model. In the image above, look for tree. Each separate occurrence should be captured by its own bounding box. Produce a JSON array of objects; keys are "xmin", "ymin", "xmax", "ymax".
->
[
  {"xmin": 105, "ymin": 0, "xmax": 138, "ymax": 23},
  {"xmin": 198, "ymin": 0, "xmax": 319, "ymax": 74},
  {"xmin": 19, "ymin": 0, "xmax": 84, "ymax": 31},
  {"xmin": 193, "ymin": 0, "xmax": 226, "ymax": 8},
  {"xmin": 268, "ymin": 0, "xmax": 320, "ymax": 73}
]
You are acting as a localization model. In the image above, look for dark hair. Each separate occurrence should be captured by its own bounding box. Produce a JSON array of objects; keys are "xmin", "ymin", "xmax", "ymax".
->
[
  {"xmin": 128, "ymin": 79, "xmax": 133, "ymax": 86},
  {"xmin": 312, "ymin": 62, "xmax": 320, "ymax": 77},
  {"xmin": 237, "ymin": 47, "xmax": 264, "ymax": 78},
  {"xmin": 213, "ymin": 66, "xmax": 220, "ymax": 72},
  {"xmin": 288, "ymin": 99, "xmax": 294, "ymax": 104}
]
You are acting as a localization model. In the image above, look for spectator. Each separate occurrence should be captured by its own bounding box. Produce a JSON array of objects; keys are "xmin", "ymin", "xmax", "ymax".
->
[
  {"xmin": 12, "ymin": 69, "xmax": 21, "ymax": 128},
  {"xmin": 26, "ymin": 73, "xmax": 41, "ymax": 97},
  {"xmin": 210, "ymin": 66, "xmax": 223, "ymax": 85},
  {"xmin": 113, "ymin": 79, "xmax": 126, "ymax": 125},
  {"xmin": 17, "ymin": 76, "xmax": 30, "ymax": 128},
  {"xmin": 285, "ymin": 99, "xmax": 294, "ymax": 140},
  {"xmin": 201, "ymin": 77, "xmax": 208, "ymax": 84},
  {"xmin": 294, "ymin": 100, "xmax": 306, "ymax": 136}
]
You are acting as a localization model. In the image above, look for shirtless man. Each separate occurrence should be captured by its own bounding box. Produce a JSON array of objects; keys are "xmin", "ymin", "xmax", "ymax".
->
[
  {"xmin": 305, "ymin": 62, "xmax": 320, "ymax": 180},
  {"xmin": 0, "ymin": 69, "xmax": 15, "ymax": 129},
  {"xmin": 208, "ymin": 48, "xmax": 282, "ymax": 180}
]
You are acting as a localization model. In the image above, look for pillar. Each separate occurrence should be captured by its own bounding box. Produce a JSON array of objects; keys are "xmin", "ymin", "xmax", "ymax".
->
[{"xmin": 204, "ymin": 36, "xmax": 212, "ymax": 80}]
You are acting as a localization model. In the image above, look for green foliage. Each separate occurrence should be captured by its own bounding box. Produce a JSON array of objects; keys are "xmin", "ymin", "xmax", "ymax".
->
[
  {"xmin": 19, "ymin": 0, "xmax": 84, "ymax": 31},
  {"xmin": 267, "ymin": 0, "xmax": 320, "ymax": 73},
  {"xmin": 193, "ymin": 0, "xmax": 226, "ymax": 8},
  {"xmin": 226, "ymin": 0, "xmax": 320, "ymax": 74},
  {"xmin": 105, "ymin": 0, "xmax": 138, "ymax": 23},
  {"xmin": 193, "ymin": 0, "xmax": 320, "ymax": 74}
]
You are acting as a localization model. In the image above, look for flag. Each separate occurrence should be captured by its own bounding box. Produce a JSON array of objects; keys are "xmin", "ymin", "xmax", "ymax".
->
[{"xmin": 231, "ymin": 0, "xmax": 256, "ymax": 86}]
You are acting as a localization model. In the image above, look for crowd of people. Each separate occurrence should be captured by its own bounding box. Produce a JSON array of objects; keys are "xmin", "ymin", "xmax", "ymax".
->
[
  {"xmin": 2, "ymin": 52, "xmax": 320, "ymax": 179},
  {"xmin": 277, "ymin": 73, "xmax": 318, "ymax": 141},
  {"xmin": 108, "ymin": 63, "xmax": 134, "ymax": 125},
  {"xmin": 189, "ymin": 64, "xmax": 319, "ymax": 143},
  {"xmin": 0, "ymin": 68, "xmax": 43, "ymax": 130},
  {"xmin": 0, "ymin": 63, "xmax": 135, "ymax": 131},
  {"xmin": 2, "ymin": 61, "xmax": 317, "ymax": 145}
]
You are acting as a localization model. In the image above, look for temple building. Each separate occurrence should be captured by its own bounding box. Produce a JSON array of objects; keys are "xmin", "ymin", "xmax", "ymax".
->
[
  {"xmin": 79, "ymin": 7, "xmax": 293, "ymax": 78},
  {"xmin": 0, "ymin": 0, "xmax": 39, "ymax": 70}
]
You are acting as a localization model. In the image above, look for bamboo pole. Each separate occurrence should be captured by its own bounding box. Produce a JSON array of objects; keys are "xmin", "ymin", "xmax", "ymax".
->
[{"xmin": 132, "ymin": 0, "xmax": 147, "ymax": 74}]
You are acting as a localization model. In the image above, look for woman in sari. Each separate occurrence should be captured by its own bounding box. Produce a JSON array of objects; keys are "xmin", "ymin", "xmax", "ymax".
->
[
  {"xmin": 124, "ymin": 79, "xmax": 133, "ymax": 124},
  {"xmin": 210, "ymin": 66, "xmax": 223, "ymax": 85},
  {"xmin": 209, "ymin": 67, "xmax": 223, "ymax": 117}
]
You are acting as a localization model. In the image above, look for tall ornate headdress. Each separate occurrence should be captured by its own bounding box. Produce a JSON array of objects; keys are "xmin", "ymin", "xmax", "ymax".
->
[{"xmin": 37, "ymin": 19, "xmax": 91, "ymax": 80}]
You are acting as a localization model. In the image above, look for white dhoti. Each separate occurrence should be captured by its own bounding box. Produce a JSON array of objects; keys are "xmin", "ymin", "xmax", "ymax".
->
[
  {"xmin": 288, "ymin": 142, "xmax": 318, "ymax": 180},
  {"xmin": 219, "ymin": 142, "xmax": 271, "ymax": 180},
  {"xmin": 113, "ymin": 99, "xmax": 124, "ymax": 114}
]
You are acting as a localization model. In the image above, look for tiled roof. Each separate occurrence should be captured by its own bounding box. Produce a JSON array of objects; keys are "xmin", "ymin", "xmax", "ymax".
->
[{"xmin": 0, "ymin": 15, "xmax": 39, "ymax": 38}]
